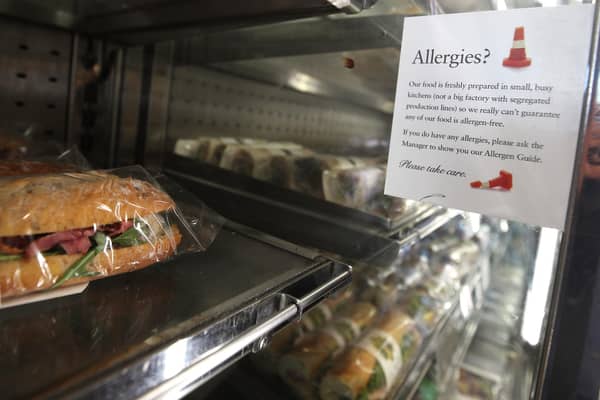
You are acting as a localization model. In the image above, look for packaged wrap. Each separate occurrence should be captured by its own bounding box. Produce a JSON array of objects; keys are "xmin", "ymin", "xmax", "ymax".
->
[
  {"xmin": 251, "ymin": 287, "xmax": 354, "ymax": 376},
  {"xmin": 253, "ymin": 148, "xmax": 314, "ymax": 187},
  {"xmin": 398, "ymin": 277, "xmax": 456, "ymax": 334},
  {"xmin": 173, "ymin": 138, "xmax": 201, "ymax": 158},
  {"xmin": 320, "ymin": 311, "xmax": 422, "ymax": 400},
  {"xmin": 359, "ymin": 275, "xmax": 400, "ymax": 311},
  {"xmin": 292, "ymin": 155, "xmax": 372, "ymax": 199},
  {"xmin": 199, "ymin": 137, "xmax": 266, "ymax": 165},
  {"xmin": 300, "ymin": 287, "xmax": 354, "ymax": 333},
  {"xmin": 219, "ymin": 142, "xmax": 306, "ymax": 177},
  {"xmin": 323, "ymin": 165, "xmax": 386, "ymax": 210},
  {"xmin": 197, "ymin": 137, "xmax": 238, "ymax": 164},
  {"xmin": 279, "ymin": 302, "xmax": 378, "ymax": 388},
  {"xmin": 0, "ymin": 165, "xmax": 221, "ymax": 300}
]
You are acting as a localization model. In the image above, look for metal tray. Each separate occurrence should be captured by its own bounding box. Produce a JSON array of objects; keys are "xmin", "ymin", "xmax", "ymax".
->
[
  {"xmin": 166, "ymin": 154, "xmax": 436, "ymax": 234},
  {"xmin": 0, "ymin": 225, "xmax": 350, "ymax": 400}
]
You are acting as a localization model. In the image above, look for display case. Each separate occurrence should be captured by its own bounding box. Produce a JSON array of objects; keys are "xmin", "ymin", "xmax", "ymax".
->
[{"xmin": 0, "ymin": 1, "xmax": 598, "ymax": 399}]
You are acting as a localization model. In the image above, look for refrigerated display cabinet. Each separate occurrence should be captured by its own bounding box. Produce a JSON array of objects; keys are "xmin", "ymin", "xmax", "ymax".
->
[{"xmin": 0, "ymin": 1, "xmax": 598, "ymax": 399}]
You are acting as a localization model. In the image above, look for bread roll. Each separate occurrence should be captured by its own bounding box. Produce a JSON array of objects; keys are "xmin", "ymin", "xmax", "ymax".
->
[{"xmin": 0, "ymin": 173, "xmax": 175, "ymax": 236}]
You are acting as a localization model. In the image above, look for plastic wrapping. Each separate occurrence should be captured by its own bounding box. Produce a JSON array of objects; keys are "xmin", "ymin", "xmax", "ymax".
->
[
  {"xmin": 250, "ymin": 287, "xmax": 354, "ymax": 376},
  {"xmin": 279, "ymin": 301, "xmax": 378, "ymax": 395},
  {"xmin": 219, "ymin": 142, "xmax": 309, "ymax": 179},
  {"xmin": 0, "ymin": 165, "xmax": 222, "ymax": 300},
  {"xmin": 292, "ymin": 154, "xmax": 372, "ymax": 199},
  {"xmin": 0, "ymin": 146, "xmax": 90, "ymax": 177},
  {"xmin": 172, "ymin": 137, "xmax": 417, "ymax": 221},
  {"xmin": 322, "ymin": 164, "xmax": 416, "ymax": 219},
  {"xmin": 0, "ymin": 128, "xmax": 90, "ymax": 177},
  {"xmin": 320, "ymin": 311, "xmax": 423, "ymax": 400}
]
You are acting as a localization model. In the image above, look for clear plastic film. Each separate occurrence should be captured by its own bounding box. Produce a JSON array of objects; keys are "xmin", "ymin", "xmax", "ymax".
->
[
  {"xmin": 249, "ymin": 286, "xmax": 354, "ymax": 377},
  {"xmin": 0, "ymin": 129, "xmax": 90, "ymax": 177},
  {"xmin": 323, "ymin": 164, "xmax": 417, "ymax": 219},
  {"xmin": 173, "ymin": 137, "xmax": 420, "ymax": 221},
  {"xmin": 320, "ymin": 311, "xmax": 423, "ymax": 400},
  {"xmin": 278, "ymin": 301, "xmax": 378, "ymax": 398},
  {"xmin": 0, "ymin": 165, "xmax": 223, "ymax": 300}
]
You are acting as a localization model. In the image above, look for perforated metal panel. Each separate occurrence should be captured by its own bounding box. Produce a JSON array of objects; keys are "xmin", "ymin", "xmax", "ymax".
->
[
  {"xmin": 0, "ymin": 17, "xmax": 71, "ymax": 142},
  {"xmin": 167, "ymin": 66, "xmax": 390, "ymax": 153}
]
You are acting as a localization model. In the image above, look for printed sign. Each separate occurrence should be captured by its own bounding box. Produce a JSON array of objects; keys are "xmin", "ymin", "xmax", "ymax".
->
[{"xmin": 385, "ymin": 5, "xmax": 593, "ymax": 229}]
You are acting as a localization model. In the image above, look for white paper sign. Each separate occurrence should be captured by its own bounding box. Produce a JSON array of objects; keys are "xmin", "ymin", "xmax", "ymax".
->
[{"xmin": 385, "ymin": 5, "xmax": 593, "ymax": 229}]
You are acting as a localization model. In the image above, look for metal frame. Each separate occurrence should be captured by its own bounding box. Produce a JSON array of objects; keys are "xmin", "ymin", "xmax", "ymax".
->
[{"xmin": 534, "ymin": 2, "xmax": 600, "ymax": 399}]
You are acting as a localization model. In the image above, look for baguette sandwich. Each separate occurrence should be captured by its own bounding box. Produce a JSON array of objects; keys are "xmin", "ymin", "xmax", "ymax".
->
[{"xmin": 0, "ymin": 172, "xmax": 182, "ymax": 298}]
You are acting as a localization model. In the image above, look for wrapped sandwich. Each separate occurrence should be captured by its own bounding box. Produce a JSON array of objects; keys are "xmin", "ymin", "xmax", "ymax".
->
[
  {"xmin": 324, "ymin": 163, "xmax": 417, "ymax": 218},
  {"xmin": 300, "ymin": 287, "xmax": 354, "ymax": 333},
  {"xmin": 323, "ymin": 165, "xmax": 385, "ymax": 210},
  {"xmin": 198, "ymin": 137, "xmax": 267, "ymax": 165},
  {"xmin": 398, "ymin": 279, "xmax": 455, "ymax": 334},
  {"xmin": 0, "ymin": 171, "xmax": 186, "ymax": 298},
  {"xmin": 219, "ymin": 142, "xmax": 305, "ymax": 177},
  {"xmin": 251, "ymin": 287, "xmax": 354, "ymax": 376},
  {"xmin": 292, "ymin": 155, "xmax": 372, "ymax": 199},
  {"xmin": 320, "ymin": 311, "xmax": 422, "ymax": 400},
  {"xmin": 279, "ymin": 302, "xmax": 378, "ymax": 391},
  {"xmin": 197, "ymin": 137, "xmax": 239, "ymax": 164},
  {"xmin": 173, "ymin": 138, "xmax": 201, "ymax": 158}
]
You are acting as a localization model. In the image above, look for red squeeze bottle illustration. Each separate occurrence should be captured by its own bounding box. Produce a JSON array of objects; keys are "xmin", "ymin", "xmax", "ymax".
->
[{"xmin": 470, "ymin": 170, "xmax": 513, "ymax": 190}]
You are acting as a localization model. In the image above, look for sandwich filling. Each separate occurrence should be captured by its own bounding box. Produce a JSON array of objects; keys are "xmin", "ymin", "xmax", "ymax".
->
[
  {"xmin": 0, "ymin": 216, "xmax": 172, "ymax": 288},
  {"xmin": 0, "ymin": 220, "xmax": 135, "ymax": 259}
]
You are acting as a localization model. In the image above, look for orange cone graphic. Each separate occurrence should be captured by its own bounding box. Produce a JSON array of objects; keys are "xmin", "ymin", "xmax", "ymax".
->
[{"xmin": 503, "ymin": 26, "xmax": 531, "ymax": 68}]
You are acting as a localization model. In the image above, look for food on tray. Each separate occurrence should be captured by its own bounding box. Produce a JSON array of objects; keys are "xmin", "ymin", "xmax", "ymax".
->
[
  {"xmin": 399, "ymin": 286, "xmax": 442, "ymax": 333},
  {"xmin": 219, "ymin": 142, "xmax": 309, "ymax": 179},
  {"xmin": 0, "ymin": 160, "xmax": 79, "ymax": 177},
  {"xmin": 0, "ymin": 172, "xmax": 182, "ymax": 298},
  {"xmin": 323, "ymin": 165, "xmax": 386, "ymax": 209},
  {"xmin": 292, "ymin": 155, "xmax": 372, "ymax": 199},
  {"xmin": 360, "ymin": 275, "xmax": 400, "ymax": 311},
  {"xmin": 279, "ymin": 302, "xmax": 378, "ymax": 386},
  {"xmin": 173, "ymin": 139, "xmax": 201, "ymax": 158},
  {"xmin": 320, "ymin": 311, "xmax": 422, "ymax": 400},
  {"xmin": 301, "ymin": 287, "xmax": 354, "ymax": 333},
  {"xmin": 173, "ymin": 136, "xmax": 420, "ymax": 219}
]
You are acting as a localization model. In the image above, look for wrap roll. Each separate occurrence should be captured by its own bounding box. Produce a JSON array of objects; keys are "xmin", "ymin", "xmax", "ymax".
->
[
  {"xmin": 300, "ymin": 287, "xmax": 354, "ymax": 334},
  {"xmin": 323, "ymin": 165, "xmax": 385, "ymax": 210},
  {"xmin": 279, "ymin": 302, "xmax": 377, "ymax": 386},
  {"xmin": 320, "ymin": 311, "xmax": 422, "ymax": 400},
  {"xmin": 219, "ymin": 142, "xmax": 304, "ymax": 177},
  {"xmin": 292, "ymin": 155, "xmax": 372, "ymax": 199},
  {"xmin": 251, "ymin": 288, "xmax": 353, "ymax": 377},
  {"xmin": 173, "ymin": 139, "xmax": 201, "ymax": 158},
  {"xmin": 197, "ymin": 137, "xmax": 239, "ymax": 164}
]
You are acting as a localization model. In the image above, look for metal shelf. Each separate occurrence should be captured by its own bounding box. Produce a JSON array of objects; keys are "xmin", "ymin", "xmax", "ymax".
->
[
  {"xmin": 0, "ymin": 225, "xmax": 350, "ymax": 400},
  {"xmin": 164, "ymin": 155, "xmax": 448, "ymax": 266},
  {"xmin": 0, "ymin": 0, "xmax": 348, "ymax": 34}
]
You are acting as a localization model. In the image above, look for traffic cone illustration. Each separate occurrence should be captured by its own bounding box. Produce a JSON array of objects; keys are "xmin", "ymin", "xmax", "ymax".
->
[
  {"xmin": 470, "ymin": 170, "xmax": 513, "ymax": 190},
  {"xmin": 503, "ymin": 26, "xmax": 531, "ymax": 68}
]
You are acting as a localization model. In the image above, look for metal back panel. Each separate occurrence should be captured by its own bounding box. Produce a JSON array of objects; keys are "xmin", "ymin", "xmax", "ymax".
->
[
  {"xmin": 167, "ymin": 65, "xmax": 390, "ymax": 154},
  {"xmin": 0, "ymin": 17, "xmax": 71, "ymax": 142}
]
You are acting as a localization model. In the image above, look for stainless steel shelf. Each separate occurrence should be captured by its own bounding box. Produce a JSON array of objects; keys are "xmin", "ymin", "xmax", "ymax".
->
[
  {"xmin": 0, "ymin": 0, "xmax": 349, "ymax": 34},
  {"xmin": 0, "ymin": 226, "xmax": 350, "ymax": 400}
]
